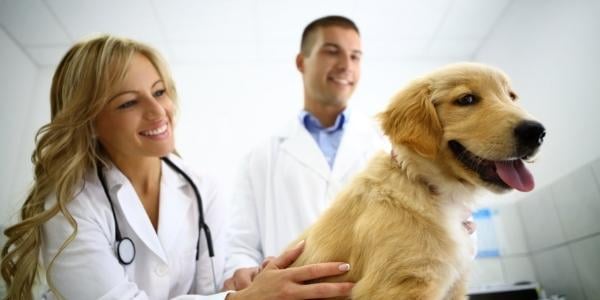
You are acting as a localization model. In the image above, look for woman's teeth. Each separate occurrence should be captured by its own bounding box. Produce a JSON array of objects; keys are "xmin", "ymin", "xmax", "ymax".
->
[{"xmin": 141, "ymin": 124, "xmax": 167, "ymax": 136}]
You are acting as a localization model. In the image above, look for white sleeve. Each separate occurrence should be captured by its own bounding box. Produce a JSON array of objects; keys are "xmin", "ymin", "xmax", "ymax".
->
[
  {"xmin": 41, "ymin": 195, "xmax": 150, "ymax": 300},
  {"xmin": 223, "ymin": 156, "xmax": 264, "ymax": 279}
]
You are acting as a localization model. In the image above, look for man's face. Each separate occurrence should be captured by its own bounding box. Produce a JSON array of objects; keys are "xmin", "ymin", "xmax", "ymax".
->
[{"xmin": 297, "ymin": 26, "xmax": 362, "ymax": 108}]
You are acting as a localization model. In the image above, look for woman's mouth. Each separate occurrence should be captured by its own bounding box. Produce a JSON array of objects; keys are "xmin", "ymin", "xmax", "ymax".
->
[{"xmin": 140, "ymin": 123, "xmax": 168, "ymax": 137}]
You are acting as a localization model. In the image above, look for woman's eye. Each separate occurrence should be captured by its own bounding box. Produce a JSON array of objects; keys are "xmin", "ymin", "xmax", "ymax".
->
[
  {"xmin": 117, "ymin": 100, "xmax": 136, "ymax": 109},
  {"xmin": 455, "ymin": 94, "xmax": 478, "ymax": 106},
  {"xmin": 153, "ymin": 89, "xmax": 166, "ymax": 98}
]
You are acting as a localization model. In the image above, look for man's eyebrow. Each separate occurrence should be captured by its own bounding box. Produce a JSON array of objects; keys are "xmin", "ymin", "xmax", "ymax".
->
[
  {"xmin": 108, "ymin": 79, "xmax": 163, "ymax": 102},
  {"xmin": 322, "ymin": 42, "xmax": 341, "ymax": 48}
]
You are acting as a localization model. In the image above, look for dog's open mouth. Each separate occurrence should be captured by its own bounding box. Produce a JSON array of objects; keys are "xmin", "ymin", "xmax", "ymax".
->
[{"xmin": 448, "ymin": 140, "xmax": 534, "ymax": 192}]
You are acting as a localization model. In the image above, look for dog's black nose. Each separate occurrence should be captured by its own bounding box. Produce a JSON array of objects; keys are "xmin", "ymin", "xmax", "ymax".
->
[{"xmin": 515, "ymin": 120, "xmax": 546, "ymax": 154}]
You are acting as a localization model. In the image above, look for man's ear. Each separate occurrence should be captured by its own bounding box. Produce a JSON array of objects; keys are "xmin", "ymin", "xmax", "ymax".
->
[
  {"xmin": 378, "ymin": 79, "xmax": 442, "ymax": 159},
  {"xmin": 295, "ymin": 53, "xmax": 304, "ymax": 72}
]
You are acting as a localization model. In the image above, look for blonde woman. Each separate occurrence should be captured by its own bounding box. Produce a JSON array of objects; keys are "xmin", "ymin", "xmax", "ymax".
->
[{"xmin": 0, "ymin": 35, "xmax": 354, "ymax": 300}]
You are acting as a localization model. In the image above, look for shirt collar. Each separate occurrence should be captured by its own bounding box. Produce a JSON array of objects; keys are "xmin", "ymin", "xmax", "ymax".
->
[
  {"xmin": 99, "ymin": 157, "xmax": 188, "ymax": 193},
  {"xmin": 299, "ymin": 109, "xmax": 348, "ymax": 133}
]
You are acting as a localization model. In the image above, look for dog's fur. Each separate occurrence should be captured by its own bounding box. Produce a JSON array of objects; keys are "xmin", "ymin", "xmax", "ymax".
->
[{"xmin": 289, "ymin": 63, "xmax": 544, "ymax": 299}]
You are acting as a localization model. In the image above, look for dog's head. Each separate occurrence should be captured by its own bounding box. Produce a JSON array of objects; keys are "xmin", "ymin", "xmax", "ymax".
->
[{"xmin": 379, "ymin": 62, "xmax": 545, "ymax": 193}]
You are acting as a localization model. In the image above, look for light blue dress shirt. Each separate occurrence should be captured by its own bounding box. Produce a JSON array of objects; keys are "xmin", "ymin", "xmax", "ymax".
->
[{"xmin": 299, "ymin": 110, "xmax": 347, "ymax": 169}]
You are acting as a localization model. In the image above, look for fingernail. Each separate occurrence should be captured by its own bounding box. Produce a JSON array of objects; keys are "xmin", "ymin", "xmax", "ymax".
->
[
  {"xmin": 295, "ymin": 240, "xmax": 305, "ymax": 247},
  {"xmin": 338, "ymin": 263, "xmax": 351, "ymax": 272}
]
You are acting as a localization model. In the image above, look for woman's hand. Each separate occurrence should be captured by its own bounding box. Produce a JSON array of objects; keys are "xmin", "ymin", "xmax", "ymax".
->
[{"xmin": 226, "ymin": 241, "xmax": 353, "ymax": 300}]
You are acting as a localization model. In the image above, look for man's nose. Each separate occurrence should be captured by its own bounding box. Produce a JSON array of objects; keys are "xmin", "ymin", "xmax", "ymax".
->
[{"xmin": 335, "ymin": 53, "xmax": 353, "ymax": 70}]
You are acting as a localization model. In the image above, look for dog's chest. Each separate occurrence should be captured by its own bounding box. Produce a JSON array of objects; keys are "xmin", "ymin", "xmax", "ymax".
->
[{"xmin": 441, "ymin": 204, "xmax": 475, "ymax": 271}]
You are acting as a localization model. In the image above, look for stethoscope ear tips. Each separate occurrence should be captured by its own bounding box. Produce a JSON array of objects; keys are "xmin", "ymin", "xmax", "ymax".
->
[{"xmin": 116, "ymin": 237, "xmax": 136, "ymax": 265}]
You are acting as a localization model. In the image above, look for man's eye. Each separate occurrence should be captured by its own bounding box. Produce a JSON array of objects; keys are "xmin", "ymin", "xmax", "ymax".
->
[
  {"xmin": 153, "ymin": 89, "xmax": 166, "ymax": 98},
  {"xmin": 324, "ymin": 48, "xmax": 338, "ymax": 54},
  {"xmin": 117, "ymin": 100, "xmax": 136, "ymax": 109}
]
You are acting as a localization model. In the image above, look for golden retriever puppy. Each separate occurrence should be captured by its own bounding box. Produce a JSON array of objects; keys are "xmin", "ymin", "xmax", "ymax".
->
[{"xmin": 288, "ymin": 62, "xmax": 545, "ymax": 299}]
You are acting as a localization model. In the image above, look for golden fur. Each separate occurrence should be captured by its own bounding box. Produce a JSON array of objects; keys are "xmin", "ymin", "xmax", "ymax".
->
[{"xmin": 289, "ymin": 63, "xmax": 544, "ymax": 299}]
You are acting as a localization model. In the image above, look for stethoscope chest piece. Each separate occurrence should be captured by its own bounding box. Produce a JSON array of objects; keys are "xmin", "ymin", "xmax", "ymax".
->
[
  {"xmin": 116, "ymin": 237, "xmax": 136, "ymax": 265},
  {"xmin": 97, "ymin": 157, "xmax": 217, "ymax": 291}
]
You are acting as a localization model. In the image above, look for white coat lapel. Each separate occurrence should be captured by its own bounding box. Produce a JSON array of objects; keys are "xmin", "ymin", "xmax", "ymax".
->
[
  {"xmin": 280, "ymin": 120, "xmax": 330, "ymax": 180},
  {"xmin": 114, "ymin": 178, "xmax": 167, "ymax": 263},
  {"xmin": 103, "ymin": 166, "xmax": 168, "ymax": 263},
  {"xmin": 332, "ymin": 113, "xmax": 378, "ymax": 179},
  {"xmin": 157, "ymin": 161, "xmax": 192, "ymax": 256}
]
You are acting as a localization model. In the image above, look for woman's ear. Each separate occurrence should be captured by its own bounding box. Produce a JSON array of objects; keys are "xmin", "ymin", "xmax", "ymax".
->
[{"xmin": 378, "ymin": 79, "xmax": 442, "ymax": 159}]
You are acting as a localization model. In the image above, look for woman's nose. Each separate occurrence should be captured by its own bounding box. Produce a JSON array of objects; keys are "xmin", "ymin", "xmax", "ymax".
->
[{"xmin": 143, "ymin": 96, "xmax": 166, "ymax": 120}]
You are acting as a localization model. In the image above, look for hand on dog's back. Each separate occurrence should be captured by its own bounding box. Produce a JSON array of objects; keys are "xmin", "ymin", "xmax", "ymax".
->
[{"xmin": 226, "ymin": 240, "xmax": 354, "ymax": 300}]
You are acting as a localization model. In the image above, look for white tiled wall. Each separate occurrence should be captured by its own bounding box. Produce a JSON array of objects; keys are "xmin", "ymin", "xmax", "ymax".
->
[
  {"xmin": 531, "ymin": 246, "xmax": 586, "ymax": 299},
  {"xmin": 518, "ymin": 187, "xmax": 567, "ymax": 252},
  {"xmin": 472, "ymin": 158, "xmax": 600, "ymax": 299},
  {"xmin": 500, "ymin": 255, "xmax": 537, "ymax": 285},
  {"xmin": 570, "ymin": 235, "xmax": 600, "ymax": 299},
  {"xmin": 519, "ymin": 159, "xmax": 600, "ymax": 300},
  {"xmin": 470, "ymin": 258, "xmax": 505, "ymax": 288},
  {"xmin": 494, "ymin": 204, "xmax": 529, "ymax": 255},
  {"xmin": 552, "ymin": 166, "xmax": 600, "ymax": 241},
  {"xmin": 470, "ymin": 254, "xmax": 539, "ymax": 289},
  {"xmin": 469, "ymin": 204, "xmax": 538, "ymax": 289},
  {"xmin": 591, "ymin": 158, "xmax": 600, "ymax": 191}
]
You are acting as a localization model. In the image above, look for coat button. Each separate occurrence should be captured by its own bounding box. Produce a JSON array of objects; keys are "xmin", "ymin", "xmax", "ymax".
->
[{"xmin": 155, "ymin": 264, "xmax": 168, "ymax": 277}]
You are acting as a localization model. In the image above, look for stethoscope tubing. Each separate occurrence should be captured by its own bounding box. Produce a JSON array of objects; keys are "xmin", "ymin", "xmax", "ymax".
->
[{"xmin": 96, "ymin": 156, "xmax": 218, "ymax": 292}]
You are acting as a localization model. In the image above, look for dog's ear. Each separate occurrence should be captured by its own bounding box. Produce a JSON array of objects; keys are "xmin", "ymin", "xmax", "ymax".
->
[{"xmin": 378, "ymin": 79, "xmax": 442, "ymax": 159}]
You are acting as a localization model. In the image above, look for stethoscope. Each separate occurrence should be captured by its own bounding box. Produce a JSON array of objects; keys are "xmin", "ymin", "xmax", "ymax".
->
[{"xmin": 96, "ymin": 157, "xmax": 218, "ymax": 292}]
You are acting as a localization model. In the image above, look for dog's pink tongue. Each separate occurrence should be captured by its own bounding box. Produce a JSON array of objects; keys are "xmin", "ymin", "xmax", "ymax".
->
[{"xmin": 495, "ymin": 160, "xmax": 535, "ymax": 192}]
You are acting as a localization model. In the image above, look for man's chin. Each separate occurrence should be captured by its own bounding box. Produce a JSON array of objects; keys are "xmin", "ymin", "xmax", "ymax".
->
[{"xmin": 321, "ymin": 95, "xmax": 351, "ymax": 107}]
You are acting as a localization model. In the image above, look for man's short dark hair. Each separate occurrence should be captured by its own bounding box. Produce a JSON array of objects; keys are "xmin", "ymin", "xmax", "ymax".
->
[{"xmin": 300, "ymin": 15, "xmax": 360, "ymax": 57}]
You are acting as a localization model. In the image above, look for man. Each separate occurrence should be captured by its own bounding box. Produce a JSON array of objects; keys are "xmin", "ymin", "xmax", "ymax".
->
[{"xmin": 223, "ymin": 16, "xmax": 386, "ymax": 290}]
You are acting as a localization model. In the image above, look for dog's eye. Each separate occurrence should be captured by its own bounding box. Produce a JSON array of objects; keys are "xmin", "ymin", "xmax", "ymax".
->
[
  {"xmin": 455, "ymin": 94, "xmax": 478, "ymax": 106},
  {"xmin": 509, "ymin": 91, "xmax": 518, "ymax": 101}
]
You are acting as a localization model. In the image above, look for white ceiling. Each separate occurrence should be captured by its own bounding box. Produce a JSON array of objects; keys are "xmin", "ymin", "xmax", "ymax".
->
[
  {"xmin": 2, "ymin": 0, "xmax": 600, "ymax": 206},
  {"xmin": 0, "ymin": 0, "xmax": 511, "ymax": 67}
]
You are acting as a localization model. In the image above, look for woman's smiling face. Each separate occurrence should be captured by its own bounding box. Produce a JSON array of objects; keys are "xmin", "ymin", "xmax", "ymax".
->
[{"xmin": 95, "ymin": 53, "xmax": 175, "ymax": 162}]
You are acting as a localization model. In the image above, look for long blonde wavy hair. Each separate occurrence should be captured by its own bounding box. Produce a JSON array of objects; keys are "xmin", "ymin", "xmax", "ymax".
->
[{"xmin": 0, "ymin": 34, "xmax": 178, "ymax": 300}]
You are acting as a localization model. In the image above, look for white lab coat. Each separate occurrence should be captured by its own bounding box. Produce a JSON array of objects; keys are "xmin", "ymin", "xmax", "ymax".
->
[
  {"xmin": 41, "ymin": 155, "xmax": 230, "ymax": 300},
  {"xmin": 224, "ymin": 112, "xmax": 386, "ymax": 278}
]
